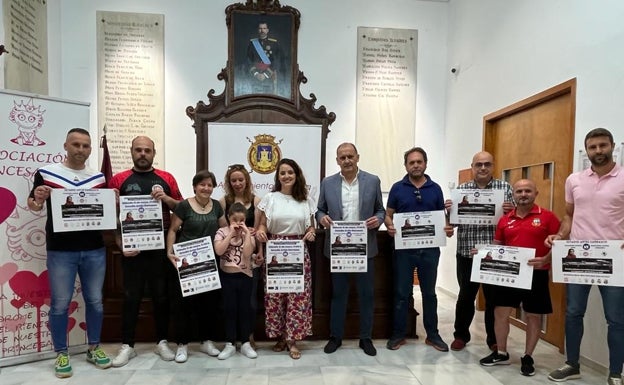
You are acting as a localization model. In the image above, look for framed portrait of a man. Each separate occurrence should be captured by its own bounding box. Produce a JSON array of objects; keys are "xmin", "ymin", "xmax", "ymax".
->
[{"xmin": 228, "ymin": 6, "xmax": 298, "ymax": 101}]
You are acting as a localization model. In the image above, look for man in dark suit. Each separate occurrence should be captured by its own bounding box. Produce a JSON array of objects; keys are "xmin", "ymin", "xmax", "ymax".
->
[{"xmin": 316, "ymin": 143, "xmax": 385, "ymax": 356}]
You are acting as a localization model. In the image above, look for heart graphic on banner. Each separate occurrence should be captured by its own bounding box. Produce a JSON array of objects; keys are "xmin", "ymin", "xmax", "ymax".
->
[
  {"xmin": 67, "ymin": 318, "xmax": 76, "ymax": 332},
  {"xmin": 10, "ymin": 298, "xmax": 26, "ymax": 309},
  {"xmin": 9, "ymin": 270, "xmax": 51, "ymax": 352},
  {"xmin": 9, "ymin": 270, "xmax": 50, "ymax": 308},
  {"xmin": 0, "ymin": 262, "xmax": 19, "ymax": 285},
  {"xmin": 0, "ymin": 187, "xmax": 17, "ymax": 225}
]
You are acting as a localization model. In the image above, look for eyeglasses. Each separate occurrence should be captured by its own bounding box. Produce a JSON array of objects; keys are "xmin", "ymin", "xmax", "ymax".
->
[
  {"xmin": 414, "ymin": 188, "xmax": 422, "ymax": 202},
  {"xmin": 228, "ymin": 164, "xmax": 246, "ymax": 171},
  {"xmin": 474, "ymin": 162, "xmax": 493, "ymax": 168}
]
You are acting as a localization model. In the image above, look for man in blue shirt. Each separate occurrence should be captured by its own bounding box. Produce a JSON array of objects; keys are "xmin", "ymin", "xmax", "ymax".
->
[{"xmin": 384, "ymin": 147, "xmax": 453, "ymax": 352}]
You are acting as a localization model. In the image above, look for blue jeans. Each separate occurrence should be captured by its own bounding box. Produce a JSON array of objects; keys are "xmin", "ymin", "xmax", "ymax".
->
[
  {"xmin": 47, "ymin": 247, "xmax": 106, "ymax": 352},
  {"xmin": 391, "ymin": 248, "xmax": 440, "ymax": 339},
  {"xmin": 330, "ymin": 257, "xmax": 375, "ymax": 339},
  {"xmin": 566, "ymin": 284, "xmax": 624, "ymax": 373}
]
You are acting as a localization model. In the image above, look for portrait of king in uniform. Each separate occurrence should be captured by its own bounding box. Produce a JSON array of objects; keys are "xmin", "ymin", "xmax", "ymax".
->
[
  {"xmin": 232, "ymin": 13, "xmax": 293, "ymax": 99},
  {"xmin": 247, "ymin": 21, "xmax": 283, "ymax": 94}
]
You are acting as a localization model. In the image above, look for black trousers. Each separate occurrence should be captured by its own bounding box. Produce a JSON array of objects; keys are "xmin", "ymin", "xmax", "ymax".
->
[
  {"xmin": 173, "ymin": 287, "xmax": 222, "ymax": 345},
  {"xmin": 453, "ymin": 254, "xmax": 495, "ymax": 346},
  {"xmin": 221, "ymin": 272, "xmax": 253, "ymax": 344},
  {"xmin": 121, "ymin": 250, "xmax": 171, "ymax": 346}
]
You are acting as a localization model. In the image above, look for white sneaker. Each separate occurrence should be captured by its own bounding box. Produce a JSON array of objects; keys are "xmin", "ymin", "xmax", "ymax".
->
[
  {"xmin": 199, "ymin": 340, "xmax": 220, "ymax": 356},
  {"xmin": 175, "ymin": 344, "xmax": 188, "ymax": 363},
  {"xmin": 112, "ymin": 344, "xmax": 137, "ymax": 367},
  {"xmin": 217, "ymin": 343, "xmax": 235, "ymax": 360},
  {"xmin": 241, "ymin": 342, "xmax": 257, "ymax": 359},
  {"xmin": 155, "ymin": 340, "xmax": 175, "ymax": 361}
]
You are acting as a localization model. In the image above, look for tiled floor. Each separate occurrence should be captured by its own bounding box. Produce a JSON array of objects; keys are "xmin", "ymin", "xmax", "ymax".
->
[{"xmin": 1, "ymin": 288, "xmax": 608, "ymax": 384}]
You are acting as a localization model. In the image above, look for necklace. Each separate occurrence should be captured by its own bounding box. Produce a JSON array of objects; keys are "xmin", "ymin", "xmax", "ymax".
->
[{"xmin": 195, "ymin": 197, "xmax": 211, "ymax": 212}]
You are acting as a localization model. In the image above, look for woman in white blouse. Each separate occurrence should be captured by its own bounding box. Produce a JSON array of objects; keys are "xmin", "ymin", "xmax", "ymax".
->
[{"xmin": 256, "ymin": 158, "xmax": 316, "ymax": 359}]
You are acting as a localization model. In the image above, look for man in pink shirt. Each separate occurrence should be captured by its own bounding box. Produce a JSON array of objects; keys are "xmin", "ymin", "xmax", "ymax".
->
[{"xmin": 546, "ymin": 128, "xmax": 624, "ymax": 385}]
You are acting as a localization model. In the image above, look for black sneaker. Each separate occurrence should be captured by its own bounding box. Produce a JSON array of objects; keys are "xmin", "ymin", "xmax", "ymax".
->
[
  {"xmin": 323, "ymin": 337, "xmax": 342, "ymax": 354},
  {"xmin": 480, "ymin": 351, "xmax": 510, "ymax": 366},
  {"xmin": 521, "ymin": 355, "xmax": 535, "ymax": 376}
]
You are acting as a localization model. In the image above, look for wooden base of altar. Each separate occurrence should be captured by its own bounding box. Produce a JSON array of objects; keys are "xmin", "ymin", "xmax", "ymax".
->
[{"xmin": 100, "ymin": 231, "xmax": 418, "ymax": 342}]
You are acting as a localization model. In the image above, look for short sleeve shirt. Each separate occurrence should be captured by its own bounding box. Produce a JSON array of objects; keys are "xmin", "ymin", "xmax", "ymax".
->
[
  {"xmin": 565, "ymin": 165, "xmax": 624, "ymax": 240},
  {"xmin": 494, "ymin": 204, "xmax": 560, "ymax": 270},
  {"xmin": 257, "ymin": 192, "xmax": 317, "ymax": 235}
]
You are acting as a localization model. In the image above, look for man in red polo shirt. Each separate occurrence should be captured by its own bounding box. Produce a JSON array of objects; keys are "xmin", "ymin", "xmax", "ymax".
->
[{"xmin": 479, "ymin": 179, "xmax": 560, "ymax": 377}]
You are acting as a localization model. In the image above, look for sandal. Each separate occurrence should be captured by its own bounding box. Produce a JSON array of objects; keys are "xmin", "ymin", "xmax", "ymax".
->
[
  {"xmin": 272, "ymin": 339, "xmax": 287, "ymax": 352},
  {"xmin": 286, "ymin": 341, "xmax": 301, "ymax": 360}
]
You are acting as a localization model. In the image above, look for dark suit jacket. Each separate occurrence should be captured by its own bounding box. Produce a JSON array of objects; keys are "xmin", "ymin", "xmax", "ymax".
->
[{"xmin": 316, "ymin": 170, "xmax": 385, "ymax": 259}]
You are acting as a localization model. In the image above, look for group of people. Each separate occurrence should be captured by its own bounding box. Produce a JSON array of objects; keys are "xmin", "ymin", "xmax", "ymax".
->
[
  {"xmin": 443, "ymin": 128, "xmax": 623, "ymax": 385},
  {"xmin": 28, "ymin": 128, "xmax": 623, "ymax": 385}
]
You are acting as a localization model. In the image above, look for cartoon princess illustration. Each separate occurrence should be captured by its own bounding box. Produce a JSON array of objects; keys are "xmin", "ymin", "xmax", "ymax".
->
[{"xmin": 9, "ymin": 99, "xmax": 46, "ymax": 146}]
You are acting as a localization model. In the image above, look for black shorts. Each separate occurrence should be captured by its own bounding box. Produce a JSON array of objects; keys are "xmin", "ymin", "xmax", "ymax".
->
[{"xmin": 483, "ymin": 269, "xmax": 552, "ymax": 314}]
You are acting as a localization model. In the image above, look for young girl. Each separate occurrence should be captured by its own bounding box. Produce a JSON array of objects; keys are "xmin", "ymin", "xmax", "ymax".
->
[
  {"xmin": 218, "ymin": 164, "xmax": 263, "ymax": 347},
  {"xmin": 213, "ymin": 202, "xmax": 258, "ymax": 359}
]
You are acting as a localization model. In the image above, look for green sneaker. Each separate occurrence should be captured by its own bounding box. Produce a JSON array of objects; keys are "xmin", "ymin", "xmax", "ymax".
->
[
  {"xmin": 55, "ymin": 352, "xmax": 73, "ymax": 378},
  {"xmin": 86, "ymin": 346, "xmax": 112, "ymax": 369}
]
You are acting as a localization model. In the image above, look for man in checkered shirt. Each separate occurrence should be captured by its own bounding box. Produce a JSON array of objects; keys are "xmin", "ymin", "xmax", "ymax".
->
[{"xmin": 445, "ymin": 151, "xmax": 514, "ymax": 352}]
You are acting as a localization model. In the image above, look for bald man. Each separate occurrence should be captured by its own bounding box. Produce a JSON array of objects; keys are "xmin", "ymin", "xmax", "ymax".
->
[
  {"xmin": 479, "ymin": 179, "xmax": 560, "ymax": 377},
  {"xmin": 108, "ymin": 136, "xmax": 183, "ymax": 366},
  {"xmin": 445, "ymin": 151, "xmax": 514, "ymax": 351}
]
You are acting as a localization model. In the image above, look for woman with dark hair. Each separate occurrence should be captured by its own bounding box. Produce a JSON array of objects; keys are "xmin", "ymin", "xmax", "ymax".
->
[
  {"xmin": 166, "ymin": 170, "xmax": 227, "ymax": 363},
  {"xmin": 255, "ymin": 158, "xmax": 316, "ymax": 359},
  {"xmin": 218, "ymin": 164, "xmax": 264, "ymax": 348}
]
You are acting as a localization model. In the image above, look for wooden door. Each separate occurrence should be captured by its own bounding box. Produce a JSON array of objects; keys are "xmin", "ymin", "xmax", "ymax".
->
[
  {"xmin": 502, "ymin": 162, "xmax": 554, "ymax": 210},
  {"xmin": 503, "ymin": 163, "xmax": 555, "ymax": 333},
  {"xmin": 482, "ymin": 78, "xmax": 576, "ymax": 353}
]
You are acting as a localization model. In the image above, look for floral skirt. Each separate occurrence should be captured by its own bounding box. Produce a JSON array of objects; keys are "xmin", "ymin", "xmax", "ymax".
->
[{"xmin": 264, "ymin": 233, "xmax": 312, "ymax": 340}]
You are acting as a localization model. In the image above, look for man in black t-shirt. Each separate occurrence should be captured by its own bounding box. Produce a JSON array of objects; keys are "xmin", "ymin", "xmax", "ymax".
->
[
  {"xmin": 108, "ymin": 136, "xmax": 183, "ymax": 366},
  {"xmin": 28, "ymin": 128, "xmax": 112, "ymax": 378}
]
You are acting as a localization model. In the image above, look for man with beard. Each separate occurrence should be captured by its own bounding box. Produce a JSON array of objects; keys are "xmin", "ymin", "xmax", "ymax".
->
[
  {"xmin": 479, "ymin": 179, "xmax": 560, "ymax": 377},
  {"xmin": 445, "ymin": 151, "xmax": 514, "ymax": 352},
  {"xmin": 384, "ymin": 147, "xmax": 454, "ymax": 352},
  {"xmin": 546, "ymin": 128, "xmax": 624, "ymax": 385},
  {"xmin": 246, "ymin": 20, "xmax": 284, "ymax": 95},
  {"xmin": 108, "ymin": 136, "xmax": 183, "ymax": 366}
]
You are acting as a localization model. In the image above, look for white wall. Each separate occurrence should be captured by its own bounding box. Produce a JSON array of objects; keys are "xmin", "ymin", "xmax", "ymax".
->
[
  {"xmin": 38, "ymin": 0, "xmax": 622, "ymax": 371},
  {"xmin": 443, "ymin": 0, "xmax": 624, "ymax": 370},
  {"xmin": 54, "ymin": 0, "xmax": 448, "ymax": 198}
]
